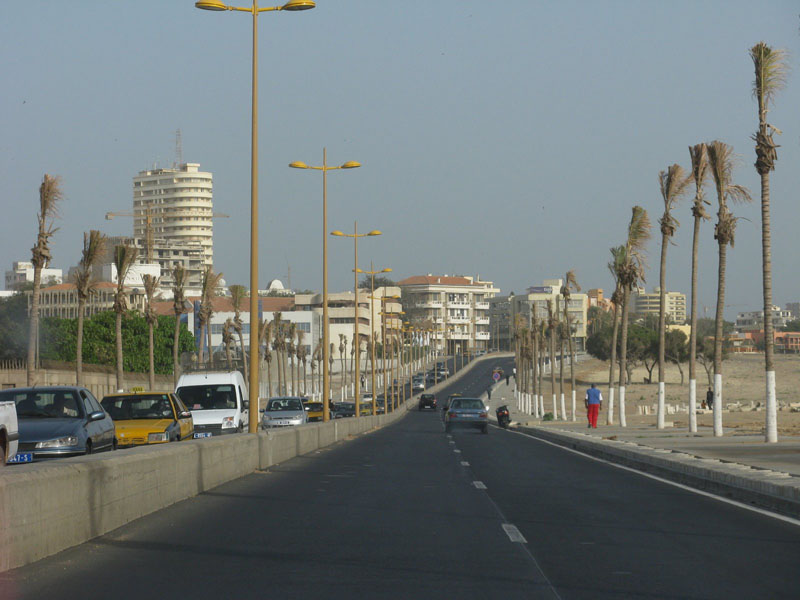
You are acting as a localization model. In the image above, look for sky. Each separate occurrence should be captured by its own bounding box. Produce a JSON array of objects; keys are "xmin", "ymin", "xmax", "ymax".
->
[{"xmin": 2, "ymin": 1, "xmax": 799, "ymax": 319}]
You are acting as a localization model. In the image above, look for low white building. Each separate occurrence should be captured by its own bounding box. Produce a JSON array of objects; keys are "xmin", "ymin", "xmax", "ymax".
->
[
  {"xmin": 5, "ymin": 260, "xmax": 63, "ymax": 290},
  {"xmin": 736, "ymin": 305, "xmax": 793, "ymax": 332},
  {"xmin": 511, "ymin": 279, "xmax": 589, "ymax": 352}
]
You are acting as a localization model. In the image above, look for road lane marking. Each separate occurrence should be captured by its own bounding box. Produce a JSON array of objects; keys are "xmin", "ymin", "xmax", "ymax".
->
[
  {"xmin": 454, "ymin": 449, "xmax": 461, "ymax": 453},
  {"xmin": 473, "ymin": 481, "xmax": 487, "ymax": 489},
  {"xmin": 449, "ymin": 440, "xmax": 455, "ymax": 444},
  {"xmin": 460, "ymin": 461, "xmax": 470, "ymax": 466},
  {"xmin": 502, "ymin": 524, "xmax": 528, "ymax": 543}
]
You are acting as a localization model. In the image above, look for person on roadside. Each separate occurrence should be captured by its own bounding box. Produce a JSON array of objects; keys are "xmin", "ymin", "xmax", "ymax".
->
[
  {"xmin": 706, "ymin": 387, "xmax": 714, "ymax": 410},
  {"xmin": 487, "ymin": 386, "xmax": 492, "ymax": 401},
  {"xmin": 585, "ymin": 383, "xmax": 603, "ymax": 429}
]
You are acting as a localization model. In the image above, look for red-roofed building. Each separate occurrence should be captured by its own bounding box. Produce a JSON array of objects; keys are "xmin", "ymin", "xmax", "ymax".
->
[{"xmin": 33, "ymin": 281, "xmax": 146, "ymax": 319}]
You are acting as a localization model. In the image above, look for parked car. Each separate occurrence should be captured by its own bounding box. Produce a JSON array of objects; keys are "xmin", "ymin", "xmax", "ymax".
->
[
  {"xmin": 0, "ymin": 398, "xmax": 19, "ymax": 466},
  {"xmin": 304, "ymin": 401, "xmax": 324, "ymax": 422},
  {"xmin": 101, "ymin": 391, "xmax": 193, "ymax": 448},
  {"xmin": 359, "ymin": 395, "xmax": 374, "ymax": 416},
  {"xmin": 176, "ymin": 371, "xmax": 249, "ymax": 438},
  {"xmin": 418, "ymin": 393, "xmax": 437, "ymax": 411},
  {"xmin": 332, "ymin": 402, "xmax": 355, "ymax": 418},
  {"xmin": 261, "ymin": 396, "xmax": 308, "ymax": 429},
  {"xmin": 1, "ymin": 386, "xmax": 116, "ymax": 462},
  {"xmin": 443, "ymin": 397, "xmax": 488, "ymax": 434}
]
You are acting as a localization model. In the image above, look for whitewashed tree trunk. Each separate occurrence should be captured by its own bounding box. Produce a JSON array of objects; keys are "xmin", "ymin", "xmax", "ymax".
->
[
  {"xmin": 552, "ymin": 394, "xmax": 558, "ymax": 419},
  {"xmin": 571, "ymin": 390, "xmax": 576, "ymax": 421},
  {"xmin": 713, "ymin": 373, "xmax": 723, "ymax": 437},
  {"xmin": 533, "ymin": 394, "xmax": 540, "ymax": 418},
  {"xmin": 560, "ymin": 393, "xmax": 566, "ymax": 422},
  {"xmin": 766, "ymin": 371, "xmax": 777, "ymax": 443},
  {"xmin": 688, "ymin": 379, "xmax": 697, "ymax": 433},
  {"xmin": 657, "ymin": 382, "xmax": 665, "ymax": 429},
  {"xmin": 619, "ymin": 386, "xmax": 627, "ymax": 427},
  {"xmin": 539, "ymin": 395, "xmax": 544, "ymax": 417},
  {"xmin": 607, "ymin": 387, "xmax": 615, "ymax": 425}
]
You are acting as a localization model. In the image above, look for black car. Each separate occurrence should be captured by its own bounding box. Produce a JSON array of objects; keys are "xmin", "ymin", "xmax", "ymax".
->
[
  {"xmin": 332, "ymin": 402, "xmax": 355, "ymax": 418},
  {"xmin": 418, "ymin": 393, "xmax": 437, "ymax": 410}
]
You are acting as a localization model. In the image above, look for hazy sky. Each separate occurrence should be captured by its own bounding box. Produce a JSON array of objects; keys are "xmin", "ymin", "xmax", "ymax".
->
[{"xmin": 2, "ymin": 1, "xmax": 799, "ymax": 318}]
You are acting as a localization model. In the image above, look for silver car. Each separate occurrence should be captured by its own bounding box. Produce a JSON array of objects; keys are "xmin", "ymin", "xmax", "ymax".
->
[
  {"xmin": 261, "ymin": 397, "xmax": 308, "ymax": 429},
  {"xmin": 443, "ymin": 397, "xmax": 488, "ymax": 434}
]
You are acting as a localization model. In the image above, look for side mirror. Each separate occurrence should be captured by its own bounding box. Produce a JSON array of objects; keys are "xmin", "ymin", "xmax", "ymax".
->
[
  {"xmin": 242, "ymin": 400, "xmax": 249, "ymax": 410},
  {"xmin": 179, "ymin": 411, "xmax": 192, "ymax": 419},
  {"xmin": 89, "ymin": 410, "xmax": 106, "ymax": 422},
  {"xmin": 259, "ymin": 408, "xmax": 265, "ymax": 413}
]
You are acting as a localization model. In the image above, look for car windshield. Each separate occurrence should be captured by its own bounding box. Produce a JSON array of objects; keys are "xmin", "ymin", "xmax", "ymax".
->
[
  {"xmin": 177, "ymin": 385, "xmax": 237, "ymax": 411},
  {"xmin": 101, "ymin": 394, "xmax": 174, "ymax": 420},
  {"xmin": 1, "ymin": 389, "xmax": 83, "ymax": 419},
  {"xmin": 305, "ymin": 403, "xmax": 324, "ymax": 412},
  {"xmin": 450, "ymin": 398, "xmax": 484, "ymax": 410},
  {"xmin": 337, "ymin": 403, "xmax": 355, "ymax": 410},
  {"xmin": 267, "ymin": 398, "xmax": 304, "ymax": 411}
]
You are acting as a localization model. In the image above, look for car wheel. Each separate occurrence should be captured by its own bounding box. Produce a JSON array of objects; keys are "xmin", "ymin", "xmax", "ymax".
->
[
  {"xmin": 85, "ymin": 440, "xmax": 93, "ymax": 455},
  {"xmin": 237, "ymin": 423, "xmax": 244, "ymax": 433},
  {"xmin": 176, "ymin": 433, "xmax": 181, "ymax": 442},
  {"xmin": 112, "ymin": 438, "xmax": 118, "ymax": 451}
]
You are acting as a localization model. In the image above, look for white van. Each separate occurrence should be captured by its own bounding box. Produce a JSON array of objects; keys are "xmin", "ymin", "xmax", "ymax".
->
[{"xmin": 175, "ymin": 371, "xmax": 249, "ymax": 438}]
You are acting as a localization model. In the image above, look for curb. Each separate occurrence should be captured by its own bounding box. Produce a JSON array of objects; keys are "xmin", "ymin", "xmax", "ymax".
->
[{"xmin": 518, "ymin": 425, "xmax": 800, "ymax": 519}]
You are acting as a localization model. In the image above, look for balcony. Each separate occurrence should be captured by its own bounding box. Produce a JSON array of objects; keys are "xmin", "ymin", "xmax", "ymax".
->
[
  {"xmin": 476, "ymin": 317, "xmax": 490, "ymax": 325},
  {"xmin": 475, "ymin": 302, "xmax": 490, "ymax": 310},
  {"xmin": 447, "ymin": 301, "xmax": 470, "ymax": 308},
  {"xmin": 476, "ymin": 332, "xmax": 490, "ymax": 340},
  {"xmin": 449, "ymin": 317, "xmax": 470, "ymax": 324},
  {"xmin": 416, "ymin": 301, "xmax": 443, "ymax": 309}
]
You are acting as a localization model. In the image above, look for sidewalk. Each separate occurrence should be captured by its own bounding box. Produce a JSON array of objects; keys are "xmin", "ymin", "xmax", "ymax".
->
[{"xmin": 481, "ymin": 379, "xmax": 800, "ymax": 518}]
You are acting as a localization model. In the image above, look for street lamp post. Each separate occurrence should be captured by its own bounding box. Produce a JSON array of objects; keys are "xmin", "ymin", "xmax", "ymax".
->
[
  {"xmin": 196, "ymin": 0, "xmax": 315, "ymax": 434},
  {"xmin": 332, "ymin": 224, "xmax": 382, "ymax": 417},
  {"xmin": 290, "ymin": 150, "xmax": 360, "ymax": 422}
]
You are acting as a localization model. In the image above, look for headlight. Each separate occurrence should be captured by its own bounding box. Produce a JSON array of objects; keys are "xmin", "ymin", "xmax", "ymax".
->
[
  {"xmin": 262, "ymin": 415, "xmax": 271, "ymax": 421},
  {"xmin": 148, "ymin": 432, "xmax": 169, "ymax": 442},
  {"xmin": 36, "ymin": 436, "xmax": 78, "ymax": 449},
  {"xmin": 221, "ymin": 416, "xmax": 236, "ymax": 429}
]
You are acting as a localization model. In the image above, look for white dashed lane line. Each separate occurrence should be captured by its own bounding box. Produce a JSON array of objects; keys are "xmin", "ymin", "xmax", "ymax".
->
[
  {"xmin": 502, "ymin": 524, "xmax": 528, "ymax": 543},
  {"xmin": 460, "ymin": 461, "xmax": 470, "ymax": 466},
  {"xmin": 473, "ymin": 481, "xmax": 487, "ymax": 489}
]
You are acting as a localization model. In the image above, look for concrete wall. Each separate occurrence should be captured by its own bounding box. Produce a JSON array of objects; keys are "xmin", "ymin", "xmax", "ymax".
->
[{"xmin": 0, "ymin": 367, "xmax": 174, "ymax": 399}]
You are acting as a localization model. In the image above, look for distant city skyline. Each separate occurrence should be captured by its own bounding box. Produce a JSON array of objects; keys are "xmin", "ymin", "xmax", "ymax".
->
[{"xmin": 2, "ymin": 2, "xmax": 799, "ymax": 321}]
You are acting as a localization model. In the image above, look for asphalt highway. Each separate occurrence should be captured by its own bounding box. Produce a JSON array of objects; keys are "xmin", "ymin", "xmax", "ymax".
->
[{"xmin": 4, "ymin": 356, "xmax": 800, "ymax": 599}]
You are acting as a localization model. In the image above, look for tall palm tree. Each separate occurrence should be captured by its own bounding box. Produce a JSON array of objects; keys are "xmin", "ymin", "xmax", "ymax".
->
[
  {"xmin": 618, "ymin": 207, "xmax": 652, "ymax": 427},
  {"xmin": 687, "ymin": 143, "xmax": 710, "ymax": 433},
  {"xmin": 27, "ymin": 174, "xmax": 62, "ymax": 385},
  {"xmin": 537, "ymin": 324, "xmax": 546, "ymax": 416},
  {"xmin": 112, "ymin": 244, "xmax": 138, "ymax": 391},
  {"xmin": 73, "ymin": 230, "xmax": 106, "ymax": 386},
  {"xmin": 259, "ymin": 318, "xmax": 274, "ymax": 398},
  {"xmin": 656, "ymin": 164, "xmax": 692, "ymax": 429},
  {"xmin": 546, "ymin": 299, "xmax": 558, "ymax": 419},
  {"xmin": 142, "ymin": 274, "xmax": 160, "ymax": 390},
  {"xmin": 530, "ymin": 310, "xmax": 540, "ymax": 418},
  {"xmin": 339, "ymin": 333, "xmax": 348, "ymax": 397},
  {"xmin": 707, "ymin": 140, "xmax": 751, "ymax": 437},
  {"xmin": 272, "ymin": 312, "xmax": 285, "ymax": 394},
  {"xmin": 229, "ymin": 284, "xmax": 248, "ymax": 382},
  {"xmin": 287, "ymin": 323, "xmax": 296, "ymax": 395},
  {"xmin": 561, "ymin": 270, "xmax": 581, "ymax": 421},
  {"xmin": 751, "ymin": 42, "xmax": 788, "ymax": 444},
  {"xmin": 297, "ymin": 329, "xmax": 307, "ymax": 395},
  {"xmin": 199, "ymin": 267, "xmax": 223, "ymax": 367},
  {"xmin": 558, "ymin": 318, "xmax": 567, "ymax": 420},
  {"xmin": 607, "ymin": 246, "xmax": 625, "ymax": 424},
  {"xmin": 222, "ymin": 318, "xmax": 234, "ymax": 370},
  {"xmin": 172, "ymin": 264, "xmax": 189, "ymax": 389},
  {"xmin": 312, "ymin": 341, "xmax": 322, "ymax": 396}
]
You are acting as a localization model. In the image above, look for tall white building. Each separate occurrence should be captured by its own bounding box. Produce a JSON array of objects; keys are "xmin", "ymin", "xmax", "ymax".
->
[
  {"xmin": 133, "ymin": 163, "xmax": 215, "ymax": 269},
  {"xmin": 511, "ymin": 279, "xmax": 589, "ymax": 352}
]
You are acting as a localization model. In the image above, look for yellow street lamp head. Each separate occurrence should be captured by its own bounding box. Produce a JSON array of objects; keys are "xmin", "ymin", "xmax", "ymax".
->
[
  {"xmin": 367, "ymin": 230, "xmax": 382, "ymax": 236},
  {"xmin": 289, "ymin": 161, "xmax": 309, "ymax": 169},
  {"xmin": 340, "ymin": 161, "xmax": 361, "ymax": 169},
  {"xmin": 282, "ymin": 0, "xmax": 315, "ymax": 10},
  {"xmin": 331, "ymin": 230, "xmax": 345, "ymax": 237},
  {"xmin": 195, "ymin": 0, "xmax": 228, "ymax": 9},
  {"xmin": 382, "ymin": 268, "xmax": 393, "ymax": 273}
]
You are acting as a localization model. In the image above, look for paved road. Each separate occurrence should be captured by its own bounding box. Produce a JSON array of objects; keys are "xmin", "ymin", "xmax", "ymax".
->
[{"xmin": 4, "ymin": 356, "xmax": 800, "ymax": 599}]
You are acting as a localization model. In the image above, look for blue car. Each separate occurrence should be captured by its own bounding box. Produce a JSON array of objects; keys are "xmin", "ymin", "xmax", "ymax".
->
[{"xmin": 1, "ymin": 386, "xmax": 116, "ymax": 463}]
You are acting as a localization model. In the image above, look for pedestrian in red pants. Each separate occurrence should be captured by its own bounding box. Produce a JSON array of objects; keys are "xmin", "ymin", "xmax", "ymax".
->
[{"xmin": 585, "ymin": 383, "xmax": 603, "ymax": 428}]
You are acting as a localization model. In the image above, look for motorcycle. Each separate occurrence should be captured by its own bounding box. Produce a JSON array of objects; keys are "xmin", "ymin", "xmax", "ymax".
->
[{"xmin": 496, "ymin": 405, "xmax": 510, "ymax": 429}]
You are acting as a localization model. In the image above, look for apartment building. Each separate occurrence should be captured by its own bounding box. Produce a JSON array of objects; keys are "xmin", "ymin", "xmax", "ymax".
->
[
  {"xmin": 510, "ymin": 279, "xmax": 589, "ymax": 352},
  {"xmin": 399, "ymin": 275, "xmax": 498, "ymax": 354},
  {"xmin": 5, "ymin": 261, "xmax": 63, "ymax": 291},
  {"xmin": 33, "ymin": 282, "xmax": 145, "ymax": 319},
  {"xmin": 735, "ymin": 305, "xmax": 793, "ymax": 332},
  {"xmin": 630, "ymin": 286, "xmax": 687, "ymax": 324}
]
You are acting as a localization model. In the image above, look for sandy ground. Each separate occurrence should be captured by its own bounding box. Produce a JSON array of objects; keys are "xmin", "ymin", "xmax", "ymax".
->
[{"xmin": 532, "ymin": 353, "xmax": 800, "ymax": 435}]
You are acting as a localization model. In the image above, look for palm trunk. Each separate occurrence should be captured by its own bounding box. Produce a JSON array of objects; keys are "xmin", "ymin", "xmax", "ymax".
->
[
  {"xmin": 760, "ymin": 170, "xmax": 777, "ymax": 442},
  {"xmin": 607, "ymin": 302, "xmax": 619, "ymax": 425},
  {"xmin": 173, "ymin": 314, "xmax": 181, "ymax": 389},
  {"xmin": 206, "ymin": 323, "xmax": 213, "ymax": 367},
  {"xmin": 618, "ymin": 288, "xmax": 631, "ymax": 427},
  {"xmin": 115, "ymin": 310, "xmax": 124, "ymax": 391},
  {"xmin": 198, "ymin": 321, "xmax": 207, "ymax": 366},
  {"xmin": 568, "ymin": 325, "xmax": 576, "ymax": 422},
  {"xmin": 266, "ymin": 358, "xmax": 273, "ymax": 398},
  {"xmin": 713, "ymin": 240, "xmax": 728, "ymax": 437},
  {"xmin": 76, "ymin": 298, "xmax": 86, "ymax": 385},
  {"xmin": 281, "ymin": 349, "xmax": 288, "ymax": 395},
  {"xmin": 237, "ymin": 330, "xmax": 248, "ymax": 383},
  {"xmin": 549, "ymin": 330, "xmax": 557, "ymax": 419},
  {"xmin": 657, "ymin": 230, "xmax": 669, "ymax": 429},
  {"xmin": 26, "ymin": 265, "xmax": 43, "ymax": 386},
  {"xmin": 149, "ymin": 322, "xmax": 156, "ymax": 390},
  {"xmin": 688, "ymin": 213, "xmax": 701, "ymax": 433},
  {"xmin": 559, "ymin": 337, "xmax": 566, "ymax": 420}
]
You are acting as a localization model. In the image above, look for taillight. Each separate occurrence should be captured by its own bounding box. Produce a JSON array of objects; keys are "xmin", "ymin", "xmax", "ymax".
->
[
  {"xmin": 448, "ymin": 411, "xmax": 457, "ymax": 418},
  {"xmin": 479, "ymin": 412, "xmax": 487, "ymax": 418}
]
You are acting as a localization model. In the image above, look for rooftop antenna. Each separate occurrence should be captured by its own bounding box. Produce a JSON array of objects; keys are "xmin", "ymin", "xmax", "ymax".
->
[{"xmin": 174, "ymin": 128, "xmax": 183, "ymax": 168}]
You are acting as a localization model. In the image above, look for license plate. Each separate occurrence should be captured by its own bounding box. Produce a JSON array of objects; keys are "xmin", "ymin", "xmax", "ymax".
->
[
  {"xmin": 193, "ymin": 432, "xmax": 212, "ymax": 439},
  {"xmin": 8, "ymin": 452, "xmax": 33, "ymax": 464}
]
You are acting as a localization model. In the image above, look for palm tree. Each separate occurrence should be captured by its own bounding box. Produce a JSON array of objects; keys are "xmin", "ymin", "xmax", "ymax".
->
[
  {"xmin": 618, "ymin": 207, "xmax": 652, "ymax": 427},
  {"xmin": 287, "ymin": 323, "xmax": 296, "ymax": 395},
  {"xmin": 229, "ymin": 284, "xmax": 248, "ymax": 382},
  {"xmin": 73, "ymin": 230, "xmax": 106, "ymax": 386},
  {"xmin": 112, "ymin": 244, "xmax": 138, "ymax": 391},
  {"xmin": 546, "ymin": 299, "xmax": 558, "ymax": 419},
  {"xmin": 751, "ymin": 42, "xmax": 788, "ymax": 443},
  {"xmin": 27, "ymin": 174, "xmax": 62, "ymax": 386},
  {"xmin": 687, "ymin": 143, "xmax": 710, "ymax": 433},
  {"xmin": 142, "ymin": 274, "xmax": 160, "ymax": 390},
  {"xmin": 656, "ymin": 164, "xmax": 692, "ymax": 429},
  {"xmin": 222, "ymin": 318, "xmax": 234, "ymax": 370},
  {"xmin": 558, "ymin": 318, "xmax": 567, "ymax": 420},
  {"xmin": 259, "ymin": 318, "xmax": 274, "ymax": 398},
  {"xmin": 172, "ymin": 264, "xmax": 189, "ymax": 389},
  {"xmin": 199, "ymin": 267, "xmax": 223, "ymax": 367},
  {"xmin": 272, "ymin": 312, "xmax": 285, "ymax": 394},
  {"xmin": 607, "ymin": 246, "xmax": 625, "ymax": 424},
  {"xmin": 297, "ymin": 330, "xmax": 307, "ymax": 395},
  {"xmin": 530, "ymin": 310, "xmax": 540, "ymax": 418},
  {"xmin": 537, "ymin": 324, "xmax": 546, "ymax": 416},
  {"xmin": 707, "ymin": 140, "xmax": 751, "ymax": 437},
  {"xmin": 339, "ymin": 333, "xmax": 348, "ymax": 397},
  {"xmin": 312, "ymin": 341, "xmax": 322, "ymax": 396},
  {"xmin": 561, "ymin": 270, "xmax": 581, "ymax": 421}
]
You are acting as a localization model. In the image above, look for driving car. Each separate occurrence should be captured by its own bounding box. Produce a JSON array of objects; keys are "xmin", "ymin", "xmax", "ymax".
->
[
  {"xmin": 441, "ymin": 393, "xmax": 462, "ymax": 421},
  {"xmin": 418, "ymin": 393, "xmax": 437, "ymax": 411},
  {"xmin": 2, "ymin": 386, "xmax": 116, "ymax": 462},
  {"xmin": 332, "ymin": 402, "xmax": 355, "ymax": 418},
  {"xmin": 101, "ymin": 391, "xmax": 193, "ymax": 447},
  {"xmin": 304, "ymin": 400, "xmax": 324, "ymax": 422},
  {"xmin": 443, "ymin": 397, "xmax": 489, "ymax": 434},
  {"xmin": 412, "ymin": 377, "xmax": 426, "ymax": 393},
  {"xmin": 261, "ymin": 396, "xmax": 308, "ymax": 429}
]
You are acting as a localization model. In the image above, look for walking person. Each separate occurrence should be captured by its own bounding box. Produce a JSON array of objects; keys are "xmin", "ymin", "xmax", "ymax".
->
[
  {"xmin": 585, "ymin": 383, "xmax": 603, "ymax": 429},
  {"xmin": 706, "ymin": 387, "xmax": 713, "ymax": 410}
]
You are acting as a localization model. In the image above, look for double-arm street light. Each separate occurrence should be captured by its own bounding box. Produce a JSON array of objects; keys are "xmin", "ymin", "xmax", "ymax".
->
[
  {"xmin": 290, "ymin": 150, "xmax": 361, "ymax": 422},
  {"xmin": 195, "ymin": 0, "xmax": 315, "ymax": 434},
  {"xmin": 355, "ymin": 263, "xmax": 392, "ymax": 414},
  {"xmin": 331, "ymin": 224, "xmax": 381, "ymax": 417}
]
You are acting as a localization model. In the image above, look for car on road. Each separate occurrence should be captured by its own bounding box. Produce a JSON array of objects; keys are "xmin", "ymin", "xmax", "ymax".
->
[
  {"xmin": 443, "ymin": 397, "xmax": 488, "ymax": 434},
  {"xmin": 261, "ymin": 396, "xmax": 308, "ymax": 429},
  {"xmin": 332, "ymin": 402, "xmax": 355, "ymax": 418},
  {"xmin": 176, "ymin": 371, "xmax": 249, "ymax": 438},
  {"xmin": 418, "ymin": 393, "xmax": 437, "ymax": 411},
  {"xmin": 1, "ymin": 386, "xmax": 116, "ymax": 462},
  {"xmin": 304, "ymin": 401, "xmax": 324, "ymax": 422},
  {"xmin": 441, "ymin": 393, "xmax": 462, "ymax": 421},
  {"xmin": 412, "ymin": 377, "xmax": 426, "ymax": 393},
  {"xmin": 101, "ymin": 391, "xmax": 193, "ymax": 447},
  {"xmin": 0, "ymin": 398, "xmax": 19, "ymax": 466},
  {"xmin": 374, "ymin": 396, "xmax": 386, "ymax": 415}
]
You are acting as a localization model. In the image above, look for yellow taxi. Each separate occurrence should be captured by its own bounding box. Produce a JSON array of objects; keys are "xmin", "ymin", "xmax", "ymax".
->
[
  {"xmin": 101, "ymin": 390, "xmax": 194, "ymax": 448},
  {"xmin": 303, "ymin": 400, "xmax": 324, "ymax": 422}
]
